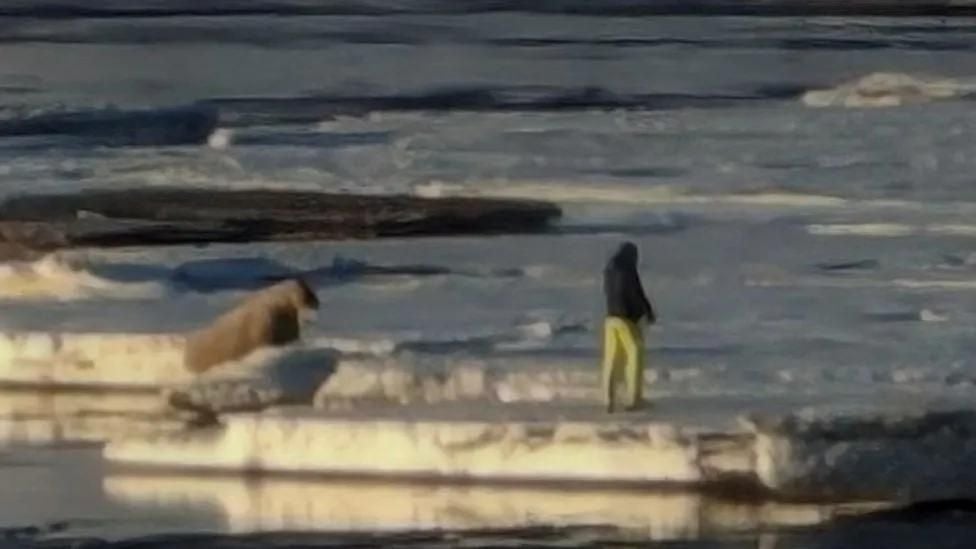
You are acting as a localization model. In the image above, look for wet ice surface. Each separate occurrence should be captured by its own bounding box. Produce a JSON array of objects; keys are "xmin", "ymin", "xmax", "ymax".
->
[{"xmin": 3, "ymin": 7, "xmax": 976, "ymax": 546}]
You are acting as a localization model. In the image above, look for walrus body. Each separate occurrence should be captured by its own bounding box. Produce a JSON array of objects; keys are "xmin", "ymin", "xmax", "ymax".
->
[{"xmin": 184, "ymin": 278, "xmax": 319, "ymax": 374}]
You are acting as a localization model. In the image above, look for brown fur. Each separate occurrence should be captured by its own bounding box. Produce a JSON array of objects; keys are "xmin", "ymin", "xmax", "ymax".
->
[
  {"xmin": 0, "ymin": 243, "xmax": 40, "ymax": 262},
  {"xmin": 183, "ymin": 278, "xmax": 319, "ymax": 374}
]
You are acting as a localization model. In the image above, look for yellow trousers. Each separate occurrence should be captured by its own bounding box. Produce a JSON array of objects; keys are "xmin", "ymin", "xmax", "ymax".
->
[{"xmin": 601, "ymin": 317, "xmax": 644, "ymax": 411}]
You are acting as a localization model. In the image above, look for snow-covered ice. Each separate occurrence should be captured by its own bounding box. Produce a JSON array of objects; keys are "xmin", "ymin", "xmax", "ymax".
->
[
  {"xmin": 0, "ymin": 331, "xmax": 188, "ymax": 388},
  {"xmin": 3, "ymin": 12, "xmax": 976, "ymax": 538}
]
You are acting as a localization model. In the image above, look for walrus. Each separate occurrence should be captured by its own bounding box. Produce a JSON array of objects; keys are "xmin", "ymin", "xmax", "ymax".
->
[{"xmin": 183, "ymin": 278, "xmax": 319, "ymax": 374}]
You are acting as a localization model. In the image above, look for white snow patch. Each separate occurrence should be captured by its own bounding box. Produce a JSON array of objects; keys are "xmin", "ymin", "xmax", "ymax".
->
[
  {"xmin": 919, "ymin": 309, "xmax": 949, "ymax": 322},
  {"xmin": 306, "ymin": 336, "xmax": 399, "ymax": 357},
  {"xmin": 807, "ymin": 224, "xmax": 915, "ymax": 237},
  {"xmin": 309, "ymin": 317, "xmax": 583, "ymax": 358},
  {"xmin": 929, "ymin": 224, "xmax": 976, "ymax": 237},
  {"xmin": 802, "ymin": 72, "xmax": 972, "ymax": 108},
  {"xmin": 207, "ymin": 128, "xmax": 234, "ymax": 150},
  {"xmin": 808, "ymin": 223, "xmax": 976, "ymax": 238},
  {"xmin": 0, "ymin": 253, "xmax": 167, "ymax": 301},
  {"xmin": 415, "ymin": 181, "xmax": 849, "ymax": 209},
  {"xmin": 312, "ymin": 360, "xmax": 605, "ymax": 408},
  {"xmin": 893, "ymin": 279, "xmax": 976, "ymax": 290}
]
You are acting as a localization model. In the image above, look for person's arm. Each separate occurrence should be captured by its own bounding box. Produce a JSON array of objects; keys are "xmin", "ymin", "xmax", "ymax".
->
[{"xmin": 634, "ymin": 276, "xmax": 656, "ymax": 324}]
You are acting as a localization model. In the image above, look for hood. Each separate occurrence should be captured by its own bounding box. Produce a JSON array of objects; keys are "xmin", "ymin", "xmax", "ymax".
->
[{"xmin": 607, "ymin": 241, "xmax": 639, "ymax": 271}]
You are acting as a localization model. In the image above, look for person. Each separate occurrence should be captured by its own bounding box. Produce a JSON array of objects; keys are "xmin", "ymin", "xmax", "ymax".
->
[{"xmin": 601, "ymin": 241, "xmax": 656, "ymax": 412}]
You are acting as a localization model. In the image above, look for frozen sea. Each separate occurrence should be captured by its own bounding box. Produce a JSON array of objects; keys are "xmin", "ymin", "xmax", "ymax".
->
[{"xmin": 2, "ymin": 3, "xmax": 976, "ymax": 547}]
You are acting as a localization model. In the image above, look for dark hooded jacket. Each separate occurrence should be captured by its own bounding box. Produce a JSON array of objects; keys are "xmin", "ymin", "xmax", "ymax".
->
[{"xmin": 603, "ymin": 242, "xmax": 655, "ymax": 324}]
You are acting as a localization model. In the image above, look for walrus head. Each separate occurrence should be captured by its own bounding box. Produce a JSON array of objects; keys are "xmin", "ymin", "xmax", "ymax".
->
[{"xmin": 282, "ymin": 277, "xmax": 319, "ymax": 323}]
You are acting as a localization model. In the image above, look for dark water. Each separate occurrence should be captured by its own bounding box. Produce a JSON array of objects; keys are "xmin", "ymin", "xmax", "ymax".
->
[
  {"xmin": 6, "ymin": 513, "xmax": 976, "ymax": 548},
  {"xmin": 0, "ymin": 444, "xmax": 972, "ymax": 548}
]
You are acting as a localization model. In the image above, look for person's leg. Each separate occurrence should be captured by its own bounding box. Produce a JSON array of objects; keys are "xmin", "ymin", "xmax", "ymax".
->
[
  {"xmin": 601, "ymin": 318, "xmax": 622, "ymax": 412},
  {"xmin": 618, "ymin": 319, "xmax": 643, "ymax": 410},
  {"xmin": 631, "ymin": 320, "xmax": 645, "ymax": 408}
]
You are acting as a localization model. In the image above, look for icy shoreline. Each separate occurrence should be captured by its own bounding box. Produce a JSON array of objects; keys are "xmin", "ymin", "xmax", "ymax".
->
[
  {"xmin": 1, "ymin": 327, "xmax": 975, "ymax": 503},
  {"xmin": 0, "ymin": 370, "xmax": 971, "ymax": 504},
  {"xmin": 93, "ymin": 403, "xmax": 976, "ymax": 503}
]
